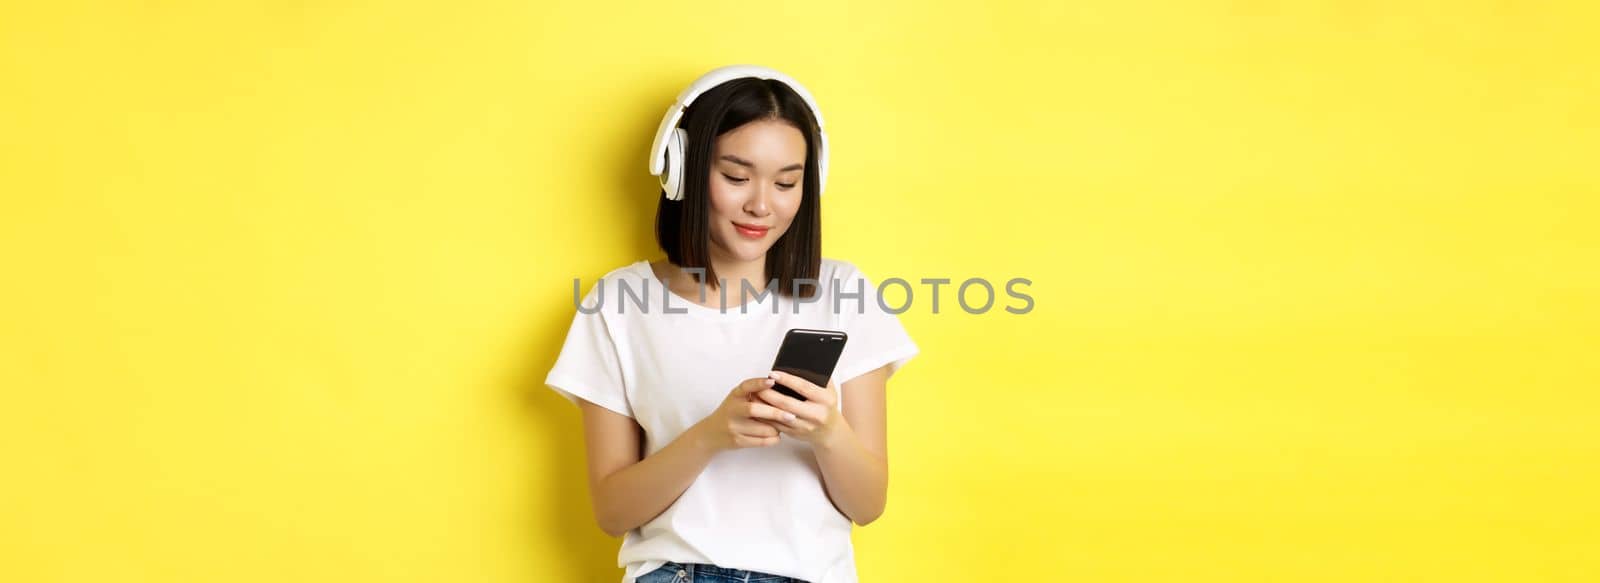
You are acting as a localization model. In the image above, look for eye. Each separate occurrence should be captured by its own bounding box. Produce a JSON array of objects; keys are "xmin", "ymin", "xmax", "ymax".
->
[
  {"xmin": 776, "ymin": 182, "xmax": 796, "ymax": 190},
  {"xmin": 721, "ymin": 173, "xmax": 748, "ymax": 185}
]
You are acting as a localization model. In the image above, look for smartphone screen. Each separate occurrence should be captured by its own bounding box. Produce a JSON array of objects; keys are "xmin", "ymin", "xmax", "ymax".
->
[{"xmin": 769, "ymin": 328, "xmax": 848, "ymax": 401}]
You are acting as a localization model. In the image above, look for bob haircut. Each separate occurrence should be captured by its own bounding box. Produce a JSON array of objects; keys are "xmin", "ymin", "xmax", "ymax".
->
[{"xmin": 654, "ymin": 77, "xmax": 822, "ymax": 300}]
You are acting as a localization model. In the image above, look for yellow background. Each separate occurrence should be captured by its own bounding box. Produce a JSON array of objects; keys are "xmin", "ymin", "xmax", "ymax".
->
[{"xmin": 3, "ymin": 1, "xmax": 1596, "ymax": 581}]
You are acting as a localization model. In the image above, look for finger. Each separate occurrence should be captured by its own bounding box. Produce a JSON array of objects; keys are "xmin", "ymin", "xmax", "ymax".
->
[
  {"xmin": 737, "ymin": 376, "xmax": 778, "ymax": 396},
  {"xmin": 746, "ymin": 401, "xmax": 798, "ymax": 424},
  {"xmin": 767, "ymin": 417, "xmax": 815, "ymax": 435},
  {"xmin": 733, "ymin": 419, "xmax": 780, "ymax": 438},
  {"xmin": 756, "ymin": 388, "xmax": 817, "ymax": 422},
  {"xmin": 735, "ymin": 433, "xmax": 781, "ymax": 448},
  {"xmin": 768, "ymin": 370, "xmax": 826, "ymax": 401}
]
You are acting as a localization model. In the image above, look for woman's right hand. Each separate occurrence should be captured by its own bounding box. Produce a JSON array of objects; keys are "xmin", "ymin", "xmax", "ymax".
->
[{"xmin": 693, "ymin": 377, "xmax": 799, "ymax": 452}]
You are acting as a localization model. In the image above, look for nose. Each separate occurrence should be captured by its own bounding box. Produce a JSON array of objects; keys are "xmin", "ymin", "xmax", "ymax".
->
[{"xmin": 744, "ymin": 182, "xmax": 774, "ymax": 216}]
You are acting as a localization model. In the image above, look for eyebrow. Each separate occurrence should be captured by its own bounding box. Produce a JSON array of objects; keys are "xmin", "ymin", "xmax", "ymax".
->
[{"xmin": 719, "ymin": 155, "xmax": 804, "ymax": 173}]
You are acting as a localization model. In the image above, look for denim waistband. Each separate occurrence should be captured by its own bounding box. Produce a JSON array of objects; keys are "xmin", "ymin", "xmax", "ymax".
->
[{"xmin": 661, "ymin": 560, "xmax": 804, "ymax": 582}]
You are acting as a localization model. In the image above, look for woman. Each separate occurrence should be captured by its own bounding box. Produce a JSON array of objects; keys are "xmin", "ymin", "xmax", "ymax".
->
[{"xmin": 545, "ymin": 65, "xmax": 918, "ymax": 583}]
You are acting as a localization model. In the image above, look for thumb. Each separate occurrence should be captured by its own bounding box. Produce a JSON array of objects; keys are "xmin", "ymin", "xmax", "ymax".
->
[{"xmin": 736, "ymin": 376, "xmax": 773, "ymax": 396}]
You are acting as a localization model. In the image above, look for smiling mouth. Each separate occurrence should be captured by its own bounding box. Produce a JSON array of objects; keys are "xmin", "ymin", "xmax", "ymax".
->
[{"xmin": 733, "ymin": 222, "xmax": 771, "ymax": 238}]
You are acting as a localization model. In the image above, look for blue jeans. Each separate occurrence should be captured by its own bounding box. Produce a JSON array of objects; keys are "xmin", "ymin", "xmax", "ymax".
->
[{"xmin": 636, "ymin": 560, "xmax": 809, "ymax": 583}]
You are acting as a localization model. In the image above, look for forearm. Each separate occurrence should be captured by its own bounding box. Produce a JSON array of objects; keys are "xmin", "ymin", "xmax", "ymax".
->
[
  {"xmin": 813, "ymin": 419, "xmax": 888, "ymax": 525},
  {"xmin": 593, "ymin": 422, "xmax": 717, "ymax": 537}
]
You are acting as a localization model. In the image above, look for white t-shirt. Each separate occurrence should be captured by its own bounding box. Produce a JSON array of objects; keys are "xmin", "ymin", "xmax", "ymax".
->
[{"xmin": 543, "ymin": 257, "xmax": 919, "ymax": 583}]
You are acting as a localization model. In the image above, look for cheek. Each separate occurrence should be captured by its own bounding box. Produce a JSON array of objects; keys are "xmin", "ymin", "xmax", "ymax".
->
[
  {"xmin": 774, "ymin": 193, "xmax": 803, "ymax": 226},
  {"xmin": 706, "ymin": 179, "xmax": 741, "ymax": 219}
]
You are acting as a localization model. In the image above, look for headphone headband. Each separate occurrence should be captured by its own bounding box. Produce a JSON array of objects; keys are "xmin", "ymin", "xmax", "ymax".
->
[{"xmin": 648, "ymin": 64, "xmax": 829, "ymax": 200}]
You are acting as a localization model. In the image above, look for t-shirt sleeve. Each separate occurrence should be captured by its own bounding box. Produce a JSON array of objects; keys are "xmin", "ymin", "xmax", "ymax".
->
[
  {"xmin": 543, "ymin": 283, "xmax": 633, "ymax": 418},
  {"xmin": 831, "ymin": 262, "xmax": 920, "ymax": 385}
]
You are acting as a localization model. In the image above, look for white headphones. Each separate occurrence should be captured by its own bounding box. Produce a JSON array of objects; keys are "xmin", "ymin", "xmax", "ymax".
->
[{"xmin": 648, "ymin": 64, "xmax": 829, "ymax": 201}]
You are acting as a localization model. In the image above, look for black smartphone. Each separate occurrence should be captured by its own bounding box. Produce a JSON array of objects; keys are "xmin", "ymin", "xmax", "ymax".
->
[{"xmin": 769, "ymin": 328, "xmax": 848, "ymax": 401}]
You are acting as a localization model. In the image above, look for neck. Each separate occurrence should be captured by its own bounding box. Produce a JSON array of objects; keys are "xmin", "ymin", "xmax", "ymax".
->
[{"xmin": 705, "ymin": 247, "xmax": 768, "ymax": 295}]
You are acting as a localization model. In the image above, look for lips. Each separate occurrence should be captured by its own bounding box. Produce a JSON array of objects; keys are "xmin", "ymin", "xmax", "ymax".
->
[{"xmin": 733, "ymin": 222, "xmax": 770, "ymax": 239}]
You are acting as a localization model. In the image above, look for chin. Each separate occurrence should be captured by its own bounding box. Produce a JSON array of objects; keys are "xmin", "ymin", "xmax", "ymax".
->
[{"xmin": 713, "ymin": 235, "xmax": 775, "ymax": 262}]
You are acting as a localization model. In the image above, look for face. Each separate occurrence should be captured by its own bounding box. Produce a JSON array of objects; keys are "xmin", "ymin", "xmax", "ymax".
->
[{"xmin": 705, "ymin": 118, "xmax": 808, "ymax": 263}]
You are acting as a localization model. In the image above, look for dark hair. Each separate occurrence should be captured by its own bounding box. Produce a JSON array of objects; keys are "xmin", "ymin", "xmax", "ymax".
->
[{"xmin": 654, "ymin": 77, "xmax": 822, "ymax": 299}]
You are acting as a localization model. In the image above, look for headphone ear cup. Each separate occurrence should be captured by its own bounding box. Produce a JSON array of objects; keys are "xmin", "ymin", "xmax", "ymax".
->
[{"xmin": 662, "ymin": 128, "xmax": 687, "ymax": 201}]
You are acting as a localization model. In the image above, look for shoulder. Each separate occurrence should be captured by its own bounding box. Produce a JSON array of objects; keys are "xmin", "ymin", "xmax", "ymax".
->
[
  {"xmin": 596, "ymin": 260, "xmax": 653, "ymax": 287},
  {"xmin": 816, "ymin": 257, "xmax": 877, "ymax": 313},
  {"xmin": 601, "ymin": 259, "xmax": 650, "ymax": 283},
  {"xmin": 574, "ymin": 260, "xmax": 655, "ymax": 306},
  {"xmin": 819, "ymin": 256, "xmax": 862, "ymax": 281}
]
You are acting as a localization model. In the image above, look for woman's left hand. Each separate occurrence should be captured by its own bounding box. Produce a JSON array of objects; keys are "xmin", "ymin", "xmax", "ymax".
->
[{"xmin": 753, "ymin": 370, "xmax": 842, "ymax": 446}]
